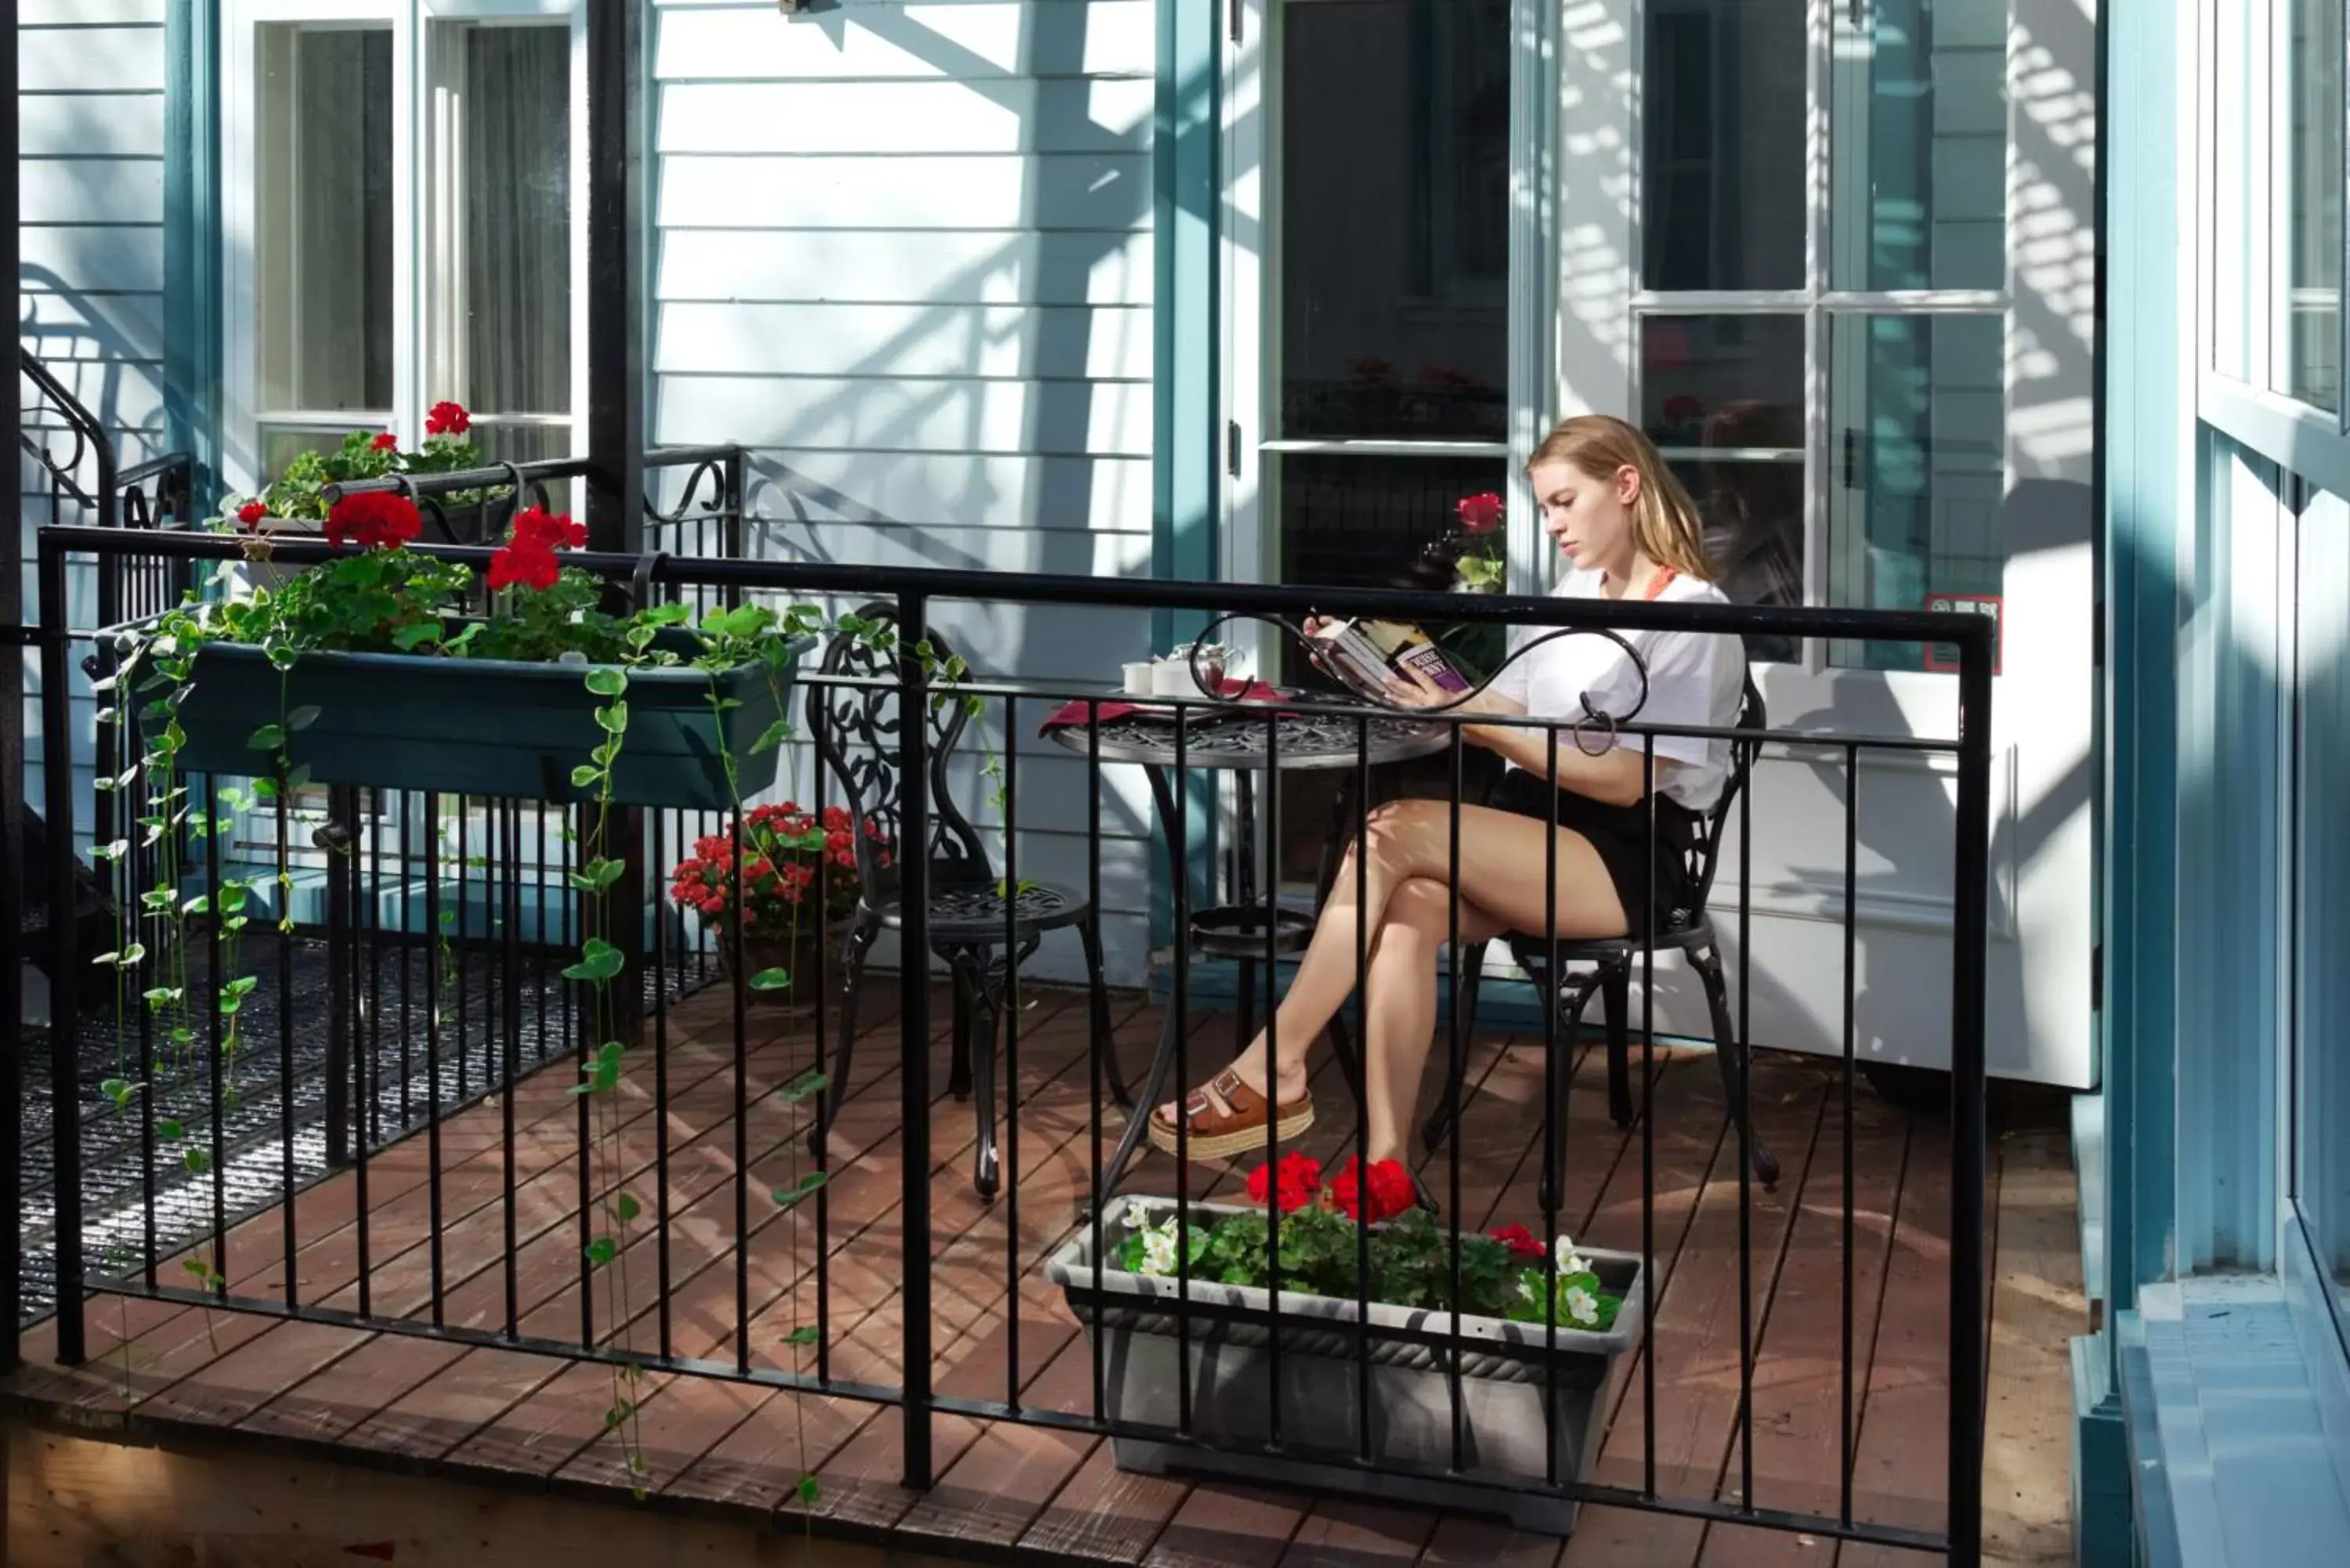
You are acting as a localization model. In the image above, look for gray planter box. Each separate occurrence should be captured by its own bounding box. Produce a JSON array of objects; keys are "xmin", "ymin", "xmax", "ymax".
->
[{"xmin": 1045, "ymin": 1194, "xmax": 1647, "ymax": 1537}]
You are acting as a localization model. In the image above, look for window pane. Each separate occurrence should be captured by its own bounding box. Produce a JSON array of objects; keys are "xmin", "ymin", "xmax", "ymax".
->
[
  {"xmin": 2211, "ymin": 3, "xmax": 2258, "ymax": 378},
  {"xmin": 1279, "ymin": 0, "xmax": 1508, "ymax": 440},
  {"xmin": 257, "ymin": 27, "xmax": 394, "ymax": 415},
  {"xmin": 2296, "ymin": 484, "xmax": 2350, "ymax": 1324},
  {"xmin": 2280, "ymin": 0, "xmax": 2343, "ymax": 410},
  {"xmin": 1826, "ymin": 314, "xmax": 2005, "ymax": 670},
  {"xmin": 1643, "ymin": 0, "xmax": 1805, "ymax": 291},
  {"xmin": 1639, "ymin": 315, "xmax": 1807, "ymax": 660},
  {"xmin": 1828, "ymin": 0, "xmax": 2007, "ymax": 291},
  {"xmin": 450, "ymin": 24, "xmax": 572, "ymax": 420}
]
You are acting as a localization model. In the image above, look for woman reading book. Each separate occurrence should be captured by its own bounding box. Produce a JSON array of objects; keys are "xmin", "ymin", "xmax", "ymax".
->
[{"xmin": 1146, "ymin": 414, "xmax": 1748, "ymax": 1201}]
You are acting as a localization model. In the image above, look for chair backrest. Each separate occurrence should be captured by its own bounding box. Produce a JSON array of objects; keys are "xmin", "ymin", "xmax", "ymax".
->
[
  {"xmin": 804, "ymin": 602, "xmax": 994, "ymax": 901},
  {"xmin": 1679, "ymin": 671, "xmax": 1766, "ymax": 919}
]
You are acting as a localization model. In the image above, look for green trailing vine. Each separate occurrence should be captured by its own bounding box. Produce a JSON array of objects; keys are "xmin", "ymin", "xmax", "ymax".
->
[{"xmin": 96, "ymin": 500, "xmax": 1045, "ymax": 1498}]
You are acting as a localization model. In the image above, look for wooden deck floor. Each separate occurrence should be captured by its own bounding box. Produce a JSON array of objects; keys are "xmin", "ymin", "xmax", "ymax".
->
[{"xmin": 2, "ymin": 983, "xmax": 2083, "ymax": 1567}]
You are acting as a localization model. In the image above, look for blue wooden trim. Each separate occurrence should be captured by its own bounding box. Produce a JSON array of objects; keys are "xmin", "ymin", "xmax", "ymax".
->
[
  {"xmin": 1148, "ymin": 0, "xmax": 1221, "ymax": 951},
  {"xmin": 163, "ymin": 0, "xmax": 223, "ymax": 507},
  {"xmin": 2099, "ymin": 0, "xmax": 2183, "ymax": 1327}
]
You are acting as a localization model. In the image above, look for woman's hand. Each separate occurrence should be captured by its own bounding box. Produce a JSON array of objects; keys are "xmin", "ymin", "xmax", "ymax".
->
[{"xmin": 1389, "ymin": 665, "xmax": 1503, "ymax": 718}]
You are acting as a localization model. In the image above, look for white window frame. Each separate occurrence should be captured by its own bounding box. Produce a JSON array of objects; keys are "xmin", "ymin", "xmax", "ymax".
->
[
  {"xmin": 222, "ymin": 0, "xmax": 585, "ymax": 499},
  {"xmin": 220, "ymin": 0, "xmax": 586, "ymax": 872},
  {"xmin": 2199, "ymin": 0, "xmax": 2350, "ymax": 493}
]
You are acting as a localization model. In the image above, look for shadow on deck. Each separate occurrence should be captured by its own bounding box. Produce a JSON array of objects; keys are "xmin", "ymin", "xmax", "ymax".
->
[{"xmin": 2, "ymin": 981, "xmax": 2083, "ymax": 1567}]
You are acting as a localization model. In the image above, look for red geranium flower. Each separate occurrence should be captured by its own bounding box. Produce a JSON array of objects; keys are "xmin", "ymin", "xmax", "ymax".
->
[
  {"xmin": 324, "ymin": 491, "xmax": 422, "ymax": 551},
  {"xmin": 425, "ymin": 400, "xmax": 471, "ymax": 438},
  {"xmin": 1455, "ymin": 491, "xmax": 1505, "ymax": 535},
  {"xmin": 1246, "ymin": 1151, "xmax": 1322, "ymax": 1213},
  {"xmin": 1327, "ymin": 1154, "xmax": 1415, "ymax": 1223},
  {"xmin": 488, "ymin": 539, "xmax": 559, "ymax": 592},
  {"xmin": 1488, "ymin": 1223, "xmax": 1548, "ymax": 1261},
  {"xmin": 236, "ymin": 500, "xmax": 266, "ymax": 528},
  {"xmin": 509, "ymin": 505, "xmax": 587, "ymax": 552},
  {"xmin": 371, "ymin": 432, "xmax": 399, "ymax": 451}
]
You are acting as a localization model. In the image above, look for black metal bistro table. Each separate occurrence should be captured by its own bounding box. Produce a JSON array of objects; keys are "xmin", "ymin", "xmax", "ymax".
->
[{"xmin": 1047, "ymin": 698, "xmax": 1448, "ymax": 1198}]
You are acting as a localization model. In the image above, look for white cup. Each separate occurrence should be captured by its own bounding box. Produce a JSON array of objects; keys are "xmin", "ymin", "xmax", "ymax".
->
[
  {"xmin": 1121, "ymin": 661, "xmax": 1155, "ymax": 695},
  {"xmin": 1152, "ymin": 659, "xmax": 1196, "ymax": 697}
]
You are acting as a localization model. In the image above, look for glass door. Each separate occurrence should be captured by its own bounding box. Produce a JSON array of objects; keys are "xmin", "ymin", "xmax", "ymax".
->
[{"xmin": 1224, "ymin": 0, "xmax": 2099, "ymax": 1087}]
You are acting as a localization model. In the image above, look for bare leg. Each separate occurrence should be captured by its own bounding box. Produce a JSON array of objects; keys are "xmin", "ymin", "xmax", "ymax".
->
[
  {"xmin": 1157, "ymin": 800, "xmax": 1629, "ymax": 1131},
  {"xmin": 1357, "ymin": 876, "xmax": 1507, "ymax": 1164}
]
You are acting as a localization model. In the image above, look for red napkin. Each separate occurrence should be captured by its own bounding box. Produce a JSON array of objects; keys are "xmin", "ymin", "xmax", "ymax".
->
[{"xmin": 1037, "ymin": 679, "xmax": 1292, "ymax": 735}]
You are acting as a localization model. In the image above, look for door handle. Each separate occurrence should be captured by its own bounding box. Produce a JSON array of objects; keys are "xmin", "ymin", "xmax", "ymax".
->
[{"xmin": 1842, "ymin": 428, "xmax": 1858, "ymax": 490}]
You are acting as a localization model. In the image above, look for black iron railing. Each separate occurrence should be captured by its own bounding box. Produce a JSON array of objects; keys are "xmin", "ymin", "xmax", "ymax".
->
[{"xmin": 9, "ymin": 523, "xmax": 1993, "ymax": 1566}]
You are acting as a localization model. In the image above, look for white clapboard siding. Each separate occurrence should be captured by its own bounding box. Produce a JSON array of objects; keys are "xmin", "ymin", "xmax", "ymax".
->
[
  {"xmin": 657, "ymin": 374, "xmax": 1152, "ymax": 457},
  {"xmin": 658, "ymin": 153, "xmax": 1151, "ymax": 231},
  {"xmin": 20, "ymin": 12, "xmax": 171, "ymax": 855},
  {"xmin": 654, "ymin": 1, "xmax": 1154, "ymax": 81},
  {"xmin": 737, "ymin": 450, "xmax": 1152, "ymax": 536},
  {"xmin": 652, "ymin": 0, "xmax": 1159, "ymax": 984},
  {"xmin": 658, "ymin": 79, "xmax": 1154, "ymax": 155},
  {"xmin": 658, "ymin": 229, "xmax": 1153, "ymax": 307},
  {"xmin": 656, "ymin": 302, "xmax": 1151, "ymax": 383}
]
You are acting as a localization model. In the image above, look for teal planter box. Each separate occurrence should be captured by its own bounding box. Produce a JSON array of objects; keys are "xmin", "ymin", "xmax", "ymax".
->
[{"xmin": 170, "ymin": 630, "xmax": 812, "ymax": 811}]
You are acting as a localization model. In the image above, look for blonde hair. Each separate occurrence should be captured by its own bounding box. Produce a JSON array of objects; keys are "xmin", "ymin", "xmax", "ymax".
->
[{"xmin": 1527, "ymin": 414, "xmax": 1720, "ymax": 582}]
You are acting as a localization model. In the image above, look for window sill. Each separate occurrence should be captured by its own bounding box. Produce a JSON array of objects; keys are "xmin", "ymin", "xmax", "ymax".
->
[{"xmin": 2117, "ymin": 1278, "xmax": 2350, "ymax": 1568}]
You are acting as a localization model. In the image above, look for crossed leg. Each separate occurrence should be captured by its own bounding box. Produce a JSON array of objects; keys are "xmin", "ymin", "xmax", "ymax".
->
[{"xmin": 1149, "ymin": 797, "xmax": 1633, "ymax": 1165}]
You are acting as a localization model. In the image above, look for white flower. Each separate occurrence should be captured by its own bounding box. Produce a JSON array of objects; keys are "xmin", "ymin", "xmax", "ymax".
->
[
  {"xmin": 1139, "ymin": 1225, "xmax": 1178, "ymax": 1277},
  {"xmin": 1517, "ymin": 1274, "xmax": 1546, "ymax": 1309},
  {"xmin": 1564, "ymin": 1284, "xmax": 1601, "ymax": 1328},
  {"xmin": 1553, "ymin": 1235, "xmax": 1590, "ymax": 1277}
]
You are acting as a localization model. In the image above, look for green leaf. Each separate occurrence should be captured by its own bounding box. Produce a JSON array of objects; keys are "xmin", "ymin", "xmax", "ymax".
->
[
  {"xmin": 251, "ymin": 777, "xmax": 279, "ymax": 801},
  {"xmin": 782, "ymin": 1325, "xmax": 820, "ymax": 1347},
  {"xmin": 446, "ymin": 622, "xmax": 486, "ymax": 652},
  {"xmin": 561, "ymin": 938, "xmax": 626, "ymax": 984},
  {"xmin": 158, "ymin": 1118, "xmax": 184, "ymax": 1141},
  {"xmin": 285, "ymin": 704, "xmax": 323, "ymax": 732},
  {"xmin": 89, "ymin": 839, "xmax": 129, "ymax": 864},
  {"xmin": 770, "ymin": 1171, "xmax": 830, "ymax": 1210},
  {"xmin": 614, "ymin": 1191, "xmax": 641, "ymax": 1223},
  {"xmin": 584, "ymin": 667, "xmax": 628, "ymax": 696},
  {"xmin": 585, "ymin": 1235, "xmax": 619, "ymax": 1268},
  {"xmin": 392, "ymin": 622, "xmax": 444, "ymax": 652},
  {"xmin": 776, "ymin": 1069, "xmax": 832, "ymax": 1107},
  {"xmin": 100, "ymin": 1077, "xmax": 132, "ymax": 1105},
  {"xmin": 224, "ymin": 975, "xmax": 258, "ymax": 999},
  {"xmin": 795, "ymin": 1474, "xmax": 821, "ymax": 1505},
  {"xmin": 284, "ymin": 763, "xmax": 314, "ymax": 792},
  {"xmin": 750, "ymin": 719, "xmax": 794, "ymax": 755},
  {"xmin": 603, "ymin": 1400, "xmax": 633, "ymax": 1431},
  {"xmin": 569, "ymin": 764, "xmax": 602, "ymax": 789},
  {"xmin": 247, "ymin": 724, "xmax": 284, "ymax": 752},
  {"xmin": 567, "ymin": 858, "xmax": 626, "ymax": 894},
  {"xmin": 183, "ymin": 1146, "xmax": 211, "ymax": 1175},
  {"xmin": 219, "ymin": 883, "xmax": 250, "ymax": 915},
  {"xmin": 266, "ymin": 644, "xmax": 300, "ymax": 672},
  {"xmin": 747, "ymin": 966, "xmax": 792, "ymax": 993},
  {"xmin": 143, "ymin": 986, "xmax": 180, "ymax": 1010},
  {"xmin": 594, "ymin": 701, "xmax": 629, "ymax": 735}
]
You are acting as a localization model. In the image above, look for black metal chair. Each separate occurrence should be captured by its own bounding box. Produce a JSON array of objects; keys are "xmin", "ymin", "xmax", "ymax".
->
[
  {"xmin": 1423, "ymin": 674, "xmax": 1781, "ymax": 1202},
  {"xmin": 805, "ymin": 603, "xmax": 1126, "ymax": 1200}
]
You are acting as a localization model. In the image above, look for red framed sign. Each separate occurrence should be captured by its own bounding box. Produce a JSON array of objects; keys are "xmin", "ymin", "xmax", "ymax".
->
[{"xmin": 1922, "ymin": 592, "xmax": 2003, "ymax": 674}]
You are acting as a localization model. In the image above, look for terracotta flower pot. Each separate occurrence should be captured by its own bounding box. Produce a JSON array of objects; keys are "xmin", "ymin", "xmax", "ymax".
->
[{"xmin": 713, "ymin": 925, "xmax": 836, "ymax": 1010}]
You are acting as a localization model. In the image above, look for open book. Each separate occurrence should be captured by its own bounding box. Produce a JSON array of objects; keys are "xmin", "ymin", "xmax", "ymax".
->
[{"xmin": 1306, "ymin": 616, "xmax": 1474, "ymax": 703}]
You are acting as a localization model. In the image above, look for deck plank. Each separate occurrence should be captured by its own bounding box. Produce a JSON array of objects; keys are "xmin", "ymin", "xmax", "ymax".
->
[
  {"xmin": 4, "ymin": 988, "xmax": 2075, "ymax": 1568},
  {"xmin": 1555, "ymin": 1052, "xmax": 1827, "ymax": 1568},
  {"xmin": 1689, "ymin": 1079, "xmax": 1910, "ymax": 1568}
]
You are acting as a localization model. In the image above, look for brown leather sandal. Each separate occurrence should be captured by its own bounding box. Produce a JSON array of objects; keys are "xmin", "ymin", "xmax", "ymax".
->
[{"xmin": 1146, "ymin": 1067, "xmax": 1314, "ymax": 1161}]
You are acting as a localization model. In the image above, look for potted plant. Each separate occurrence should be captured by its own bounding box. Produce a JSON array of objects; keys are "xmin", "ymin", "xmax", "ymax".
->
[
  {"xmin": 144, "ymin": 493, "xmax": 812, "ymax": 810},
  {"xmin": 1045, "ymin": 1153, "xmax": 1645, "ymax": 1537},
  {"xmin": 667, "ymin": 802, "xmax": 890, "ymax": 1006}
]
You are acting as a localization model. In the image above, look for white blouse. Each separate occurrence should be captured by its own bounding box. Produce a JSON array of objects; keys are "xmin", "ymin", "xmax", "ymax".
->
[{"xmin": 1485, "ymin": 566, "xmax": 1748, "ymax": 813}]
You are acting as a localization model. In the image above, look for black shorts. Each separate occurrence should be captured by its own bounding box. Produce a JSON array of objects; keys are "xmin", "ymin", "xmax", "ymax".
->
[{"xmin": 1484, "ymin": 767, "xmax": 1700, "ymax": 938}]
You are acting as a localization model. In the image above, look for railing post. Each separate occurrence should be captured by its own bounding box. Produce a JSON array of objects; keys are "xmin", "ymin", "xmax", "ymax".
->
[
  {"xmin": 39, "ymin": 535, "xmax": 85, "ymax": 1365},
  {"xmin": 897, "ymin": 590, "xmax": 934, "ymax": 1490},
  {"xmin": 1947, "ymin": 620, "xmax": 1994, "ymax": 1568}
]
